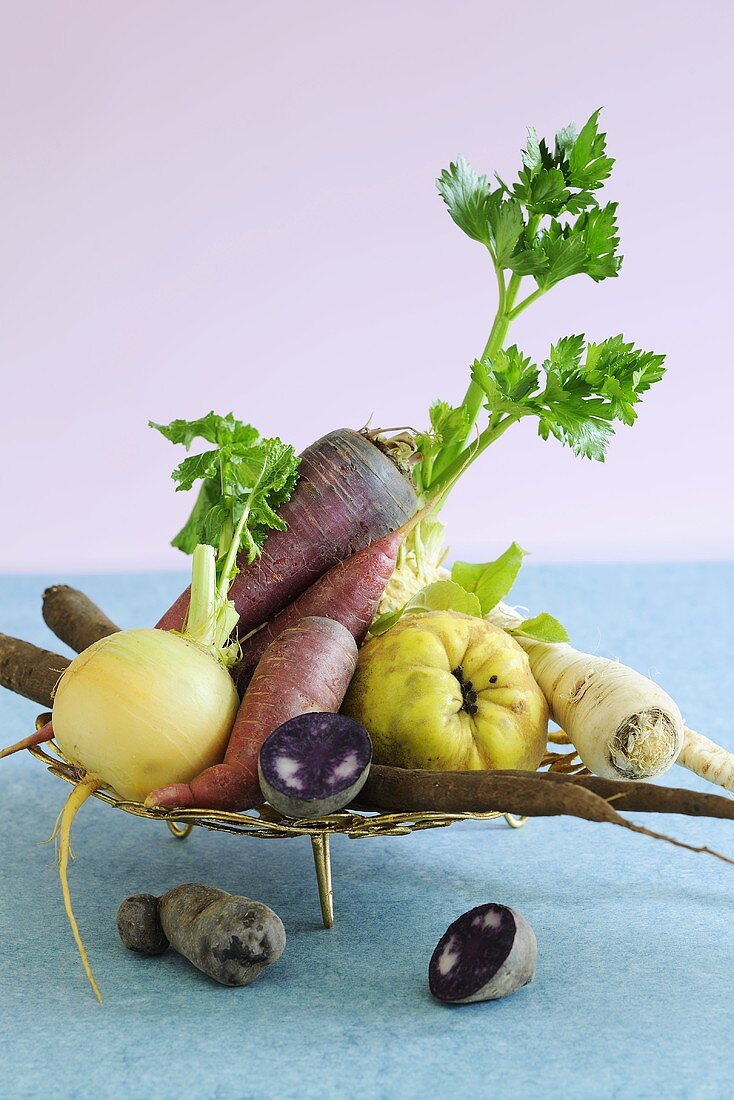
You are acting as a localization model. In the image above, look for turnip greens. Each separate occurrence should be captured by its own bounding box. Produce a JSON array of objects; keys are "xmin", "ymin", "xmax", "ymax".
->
[{"xmin": 151, "ymin": 412, "xmax": 299, "ymax": 651}]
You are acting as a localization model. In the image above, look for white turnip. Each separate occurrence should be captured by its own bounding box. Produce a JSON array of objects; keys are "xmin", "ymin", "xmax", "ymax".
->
[
  {"xmin": 48, "ymin": 415, "xmax": 303, "ymax": 999},
  {"xmin": 53, "ymin": 628, "xmax": 239, "ymax": 801}
]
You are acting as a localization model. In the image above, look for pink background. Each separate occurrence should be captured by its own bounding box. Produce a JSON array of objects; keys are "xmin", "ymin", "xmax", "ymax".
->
[{"xmin": 1, "ymin": 1, "xmax": 732, "ymax": 571}]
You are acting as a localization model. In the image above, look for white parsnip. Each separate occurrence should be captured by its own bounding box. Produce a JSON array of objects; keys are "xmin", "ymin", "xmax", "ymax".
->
[
  {"xmin": 489, "ymin": 603, "xmax": 734, "ymax": 792},
  {"xmin": 677, "ymin": 728, "xmax": 734, "ymax": 793},
  {"xmin": 520, "ymin": 643, "xmax": 683, "ymax": 779}
]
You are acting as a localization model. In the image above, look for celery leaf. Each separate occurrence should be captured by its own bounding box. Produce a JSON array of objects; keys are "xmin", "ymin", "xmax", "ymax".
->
[
  {"xmin": 436, "ymin": 158, "xmax": 493, "ymax": 245},
  {"xmin": 470, "ymin": 332, "xmax": 665, "ymax": 461},
  {"xmin": 369, "ymin": 580, "xmax": 482, "ymax": 637}
]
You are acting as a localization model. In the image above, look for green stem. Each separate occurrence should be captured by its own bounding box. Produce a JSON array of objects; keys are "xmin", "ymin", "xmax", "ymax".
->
[
  {"xmin": 508, "ymin": 286, "xmax": 545, "ymax": 320},
  {"xmin": 186, "ymin": 544, "xmax": 217, "ymax": 647},
  {"xmin": 425, "ymin": 215, "xmax": 543, "ymax": 489},
  {"xmin": 465, "ymin": 266, "xmax": 520, "ymax": 425},
  {"xmin": 504, "ymin": 269, "xmax": 524, "ymax": 313},
  {"xmin": 215, "ymin": 504, "xmax": 251, "ymax": 606},
  {"xmin": 182, "ymin": 505, "xmax": 253, "ymax": 658},
  {"xmin": 428, "ymin": 414, "xmax": 522, "ymax": 496},
  {"xmin": 494, "ymin": 254, "xmax": 507, "ymax": 317},
  {"xmin": 420, "ymin": 450, "xmax": 434, "ymax": 492},
  {"xmin": 429, "ymin": 296, "xmax": 514, "ymax": 485}
]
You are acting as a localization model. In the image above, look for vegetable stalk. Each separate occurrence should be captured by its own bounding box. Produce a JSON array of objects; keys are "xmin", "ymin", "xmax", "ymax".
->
[
  {"xmin": 436, "ymin": 222, "xmax": 541, "ymax": 481},
  {"xmin": 150, "ymin": 412, "xmax": 301, "ymax": 662},
  {"xmin": 406, "ymin": 112, "xmax": 665, "ymax": 512},
  {"xmin": 381, "ymin": 110, "xmax": 667, "ymax": 614}
]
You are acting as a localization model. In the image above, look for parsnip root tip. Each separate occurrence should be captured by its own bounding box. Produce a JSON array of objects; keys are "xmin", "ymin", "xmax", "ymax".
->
[
  {"xmin": 677, "ymin": 727, "xmax": 734, "ymax": 794},
  {"xmin": 611, "ymin": 707, "xmax": 681, "ymax": 780}
]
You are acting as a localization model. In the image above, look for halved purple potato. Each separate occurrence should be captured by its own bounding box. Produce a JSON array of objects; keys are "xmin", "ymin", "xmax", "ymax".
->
[
  {"xmin": 429, "ymin": 903, "xmax": 537, "ymax": 1004},
  {"xmin": 258, "ymin": 712, "xmax": 372, "ymax": 819}
]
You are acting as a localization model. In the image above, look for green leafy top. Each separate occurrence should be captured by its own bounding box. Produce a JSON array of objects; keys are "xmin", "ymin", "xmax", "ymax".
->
[
  {"xmin": 368, "ymin": 542, "xmax": 569, "ymax": 645},
  {"xmin": 437, "ymin": 110, "xmax": 619, "ymax": 292},
  {"xmin": 451, "ymin": 542, "xmax": 527, "ymax": 615},
  {"xmin": 151, "ymin": 411, "xmax": 299, "ymax": 566},
  {"xmin": 151, "ymin": 412, "xmax": 299, "ymax": 657},
  {"xmin": 414, "ymin": 110, "xmax": 665, "ymax": 496},
  {"xmin": 470, "ymin": 335, "xmax": 666, "ymax": 460}
]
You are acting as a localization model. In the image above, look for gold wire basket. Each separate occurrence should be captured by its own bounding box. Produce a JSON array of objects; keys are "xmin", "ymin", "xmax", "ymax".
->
[{"xmin": 29, "ymin": 717, "xmax": 581, "ymax": 927}]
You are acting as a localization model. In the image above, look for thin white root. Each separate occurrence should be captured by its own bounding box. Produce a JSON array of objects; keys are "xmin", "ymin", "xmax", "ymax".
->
[
  {"xmin": 46, "ymin": 805, "xmax": 68, "ymax": 850},
  {"xmin": 58, "ymin": 773, "xmax": 103, "ymax": 1002},
  {"xmin": 677, "ymin": 728, "xmax": 734, "ymax": 794}
]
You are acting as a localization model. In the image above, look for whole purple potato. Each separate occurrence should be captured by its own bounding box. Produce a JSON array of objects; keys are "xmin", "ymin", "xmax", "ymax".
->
[{"xmin": 117, "ymin": 884, "xmax": 285, "ymax": 987}]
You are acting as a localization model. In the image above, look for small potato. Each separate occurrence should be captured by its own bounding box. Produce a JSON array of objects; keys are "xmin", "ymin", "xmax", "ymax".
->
[
  {"xmin": 158, "ymin": 884, "xmax": 286, "ymax": 987},
  {"xmin": 429, "ymin": 903, "xmax": 537, "ymax": 1004},
  {"xmin": 117, "ymin": 884, "xmax": 286, "ymax": 988},
  {"xmin": 116, "ymin": 893, "xmax": 169, "ymax": 956}
]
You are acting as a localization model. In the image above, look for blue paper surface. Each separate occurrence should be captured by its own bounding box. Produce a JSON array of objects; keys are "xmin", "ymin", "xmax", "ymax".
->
[{"xmin": 1, "ymin": 566, "xmax": 733, "ymax": 1100}]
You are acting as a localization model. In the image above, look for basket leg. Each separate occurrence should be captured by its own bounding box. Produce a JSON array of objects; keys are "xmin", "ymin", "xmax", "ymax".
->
[{"xmin": 310, "ymin": 834, "xmax": 334, "ymax": 928}]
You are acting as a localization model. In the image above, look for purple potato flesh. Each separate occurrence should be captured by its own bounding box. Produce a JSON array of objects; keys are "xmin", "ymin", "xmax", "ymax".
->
[
  {"xmin": 429, "ymin": 903, "xmax": 537, "ymax": 1004},
  {"xmin": 258, "ymin": 712, "xmax": 372, "ymax": 819}
]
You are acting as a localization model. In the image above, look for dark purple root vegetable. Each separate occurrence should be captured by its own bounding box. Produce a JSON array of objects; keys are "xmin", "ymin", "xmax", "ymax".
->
[
  {"xmin": 158, "ymin": 885, "xmax": 286, "ymax": 987},
  {"xmin": 0, "ymin": 633, "xmax": 70, "ymax": 708},
  {"xmin": 233, "ymin": 523, "xmax": 408, "ymax": 693},
  {"xmin": 116, "ymin": 894, "xmax": 169, "ymax": 956},
  {"xmin": 157, "ymin": 428, "xmax": 417, "ymax": 636},
  {"xmin": 429, "ymin": 904, "xmax": 537, "ymax": 1004},
  {"xmin": 258, "ymin": 713, "xmax": 372, "ymax": 819},
  {"xmin": 117, "ymin": 884, "xmax": 286, "ymax": 987},
  {"xmin": 42, "ymin": 585, "xmax": 120, "ymax": 653}
]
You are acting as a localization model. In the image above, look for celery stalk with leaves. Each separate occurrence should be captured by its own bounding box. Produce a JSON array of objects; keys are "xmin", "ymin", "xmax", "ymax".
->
[{"xmin": 382, "ymin": 110, "xmax": 666, "ymax": 620}]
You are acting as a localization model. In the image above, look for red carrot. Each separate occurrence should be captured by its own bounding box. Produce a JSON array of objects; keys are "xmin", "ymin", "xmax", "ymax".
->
[
  {"xmin": 0, "ymin": 720, "xmax": 54, "ymax": 760},
  {"xmin": 232, "ymin": 520, "xmax": 409, "ymax": 693},
  {"xmin": 146, "ymin": 616, "xmax": 358, "ymax": 811},
  {"xmin": 157, "ymin": 429, "xmax": 416, "ymax": 636}
]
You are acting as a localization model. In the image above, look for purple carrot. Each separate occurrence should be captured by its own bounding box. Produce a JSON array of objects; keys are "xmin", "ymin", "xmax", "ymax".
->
[
  {"xmin": 232, "ymin": 499, "xmax": 434, "ymax": 693},
  {"xmin": 157, "ymin": 428, "xmax": 416, "ymax": 634}
]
